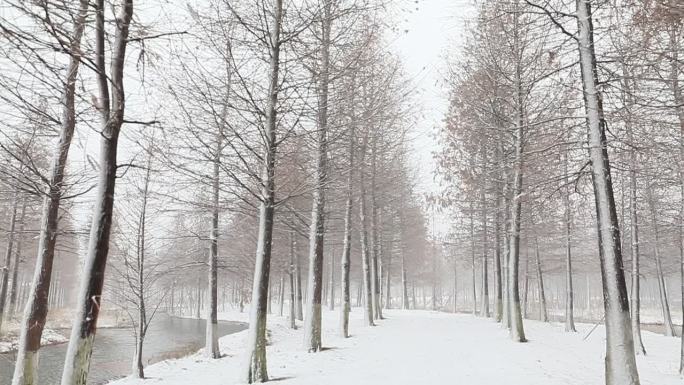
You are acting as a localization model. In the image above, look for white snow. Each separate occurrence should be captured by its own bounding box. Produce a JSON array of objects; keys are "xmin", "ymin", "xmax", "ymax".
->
[
  {"xmin": 107, "ymin": 309, "xmax": 683, "ymax": 385},
  {"xmin": 0, "ymin": 328, "xmax": 68, "ymax": 353}
]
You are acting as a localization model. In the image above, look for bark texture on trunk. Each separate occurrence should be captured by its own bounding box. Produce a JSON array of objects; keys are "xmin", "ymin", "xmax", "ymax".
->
[{"xmin": 576, "ymin": 1, "xmax": 639, "ymax": 383}]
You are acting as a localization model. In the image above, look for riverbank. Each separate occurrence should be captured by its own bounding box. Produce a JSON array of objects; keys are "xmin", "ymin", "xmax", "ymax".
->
[
  {"xmin": 0, "ymin": 308, "xmax": 133, "ymax": 354},
  {"xmin": 0, "ymin": 327, "xmax": 67, "ymax": 354},
  {"xmin": 106, "ymin": 308, "xmax": 684, "ymax": 385}
]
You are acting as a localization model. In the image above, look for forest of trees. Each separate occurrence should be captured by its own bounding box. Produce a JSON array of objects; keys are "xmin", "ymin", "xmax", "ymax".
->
[
  {"xmin": 0, "ymin": 0, "xmax": 683, "ymax": 385},
  {"xmin": 436, "ymin": 1, "xmax": 684, "ymax": 384}
]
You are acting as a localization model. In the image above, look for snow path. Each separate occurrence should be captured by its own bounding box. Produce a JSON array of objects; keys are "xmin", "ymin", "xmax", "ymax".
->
[{"xmin": 109, "ymin": 309, "xmax": 682, "ymax": 385}]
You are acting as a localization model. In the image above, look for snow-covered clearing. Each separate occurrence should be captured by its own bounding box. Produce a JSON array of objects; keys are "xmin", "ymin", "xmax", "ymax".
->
[{"xmin": 109, "ymin": 309, "xmax": 682, "ymax": 385}]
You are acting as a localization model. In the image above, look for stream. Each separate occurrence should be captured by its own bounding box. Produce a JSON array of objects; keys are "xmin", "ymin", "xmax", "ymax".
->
[{"xmin": 0, "ymin": 315, "xmax": 247, "ymax": 384}]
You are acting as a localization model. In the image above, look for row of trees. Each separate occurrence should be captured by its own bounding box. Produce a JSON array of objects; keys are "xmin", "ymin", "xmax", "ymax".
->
[{"xmin": 437, "ymin": 1, "xmax": 683, "ymax": 384}]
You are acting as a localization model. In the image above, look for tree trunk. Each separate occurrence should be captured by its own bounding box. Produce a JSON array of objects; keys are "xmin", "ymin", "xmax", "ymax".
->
[
  {"xmin": 522, "ymin": 256, "xmax": 529, "ymax": 319},
  {"xmin": 242, "ymin": 0, "xmax": 282, "ymax": 380},
  {"xmin": 469, "ymin": 202, "xmax": 477, "ymax": 315},
  {"xmin": 563, "ymin": 151, "xmax": 577, "ymax": 332},
  {"xmin": 289, "ymin": 233, "xmax": 297, "ymax": 329},
  {"xmin": 278, "ymin": 275, "xmax": 285, "ymax": 317},
  {"xmin": 534, "ymin": 238, "xmax": 548, "ymax": 322},
  {"xmin": 575, "ymin": 1, "xmax": 639, "ymax": 382},
  {"xmin": 359, "ymin": 148, "xmax": 375, "ymax": 326},
  {"xmin": 370, "ymin": 143, "xmax": 383, "ymax": 320},
  {"xmin": 295, "ymin": 235, "xmax": 304, "ymax": 321},
  {"xmin": 329, "ymin": 252, "xmax": 335, "ymax": 311},
  {"xmin": 132, "ymin": 156, "xmax": 151, "ymax": 378},
  {"xmin": 206, "ymin": 117, "xmax": 222, "ymax": 359},
  {"xmin": 480, "ymin": 144, "xmax": 489, "ymax": 318},
  {"xmin": 401, "ymin": 248, "xmax": 409, "ymax": 310},
  {"xmin": 501, "ymin": 151, "xmax": 511, "ymax": 329},
  {"xmin": 507, "ymin": 4, "xmax": 526, "ymax": 341},
  {"xmin": 452, "ymin": 259, "xmax": 458, "ymax": 313},
  {"xmin": 494, "ymin": 170, "xmax": 503, "ymax": 322},
  {"xmin": 339, "ymin": 122, "xmax": 354, "ymax": 337},
  {"xmin": 385, "ymin": 239, "xmax": 392, "ymax": 310}
]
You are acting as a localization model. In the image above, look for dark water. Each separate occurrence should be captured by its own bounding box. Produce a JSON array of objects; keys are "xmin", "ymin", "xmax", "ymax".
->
[{"xmin": 0, "ymin": 315, "xmax": 247, "ymax": 384}]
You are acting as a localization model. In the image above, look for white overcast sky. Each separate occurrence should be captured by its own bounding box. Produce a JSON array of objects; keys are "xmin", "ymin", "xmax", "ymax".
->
[{"xmin": 391, "ymin": 0, "xmax": 476, "ymax": 235}]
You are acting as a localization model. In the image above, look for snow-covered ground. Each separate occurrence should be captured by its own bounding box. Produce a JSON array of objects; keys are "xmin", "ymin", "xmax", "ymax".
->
[
  {"xmin": 0, "ymin": 328, "xmax": 67, "ymax": 353},
  {"xmin": 108, "ymin": 308, "xmax": 683, "ymax": 385}
]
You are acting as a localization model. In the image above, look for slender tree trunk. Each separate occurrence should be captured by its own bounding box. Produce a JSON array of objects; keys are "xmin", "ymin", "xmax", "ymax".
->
[
  {"xmin": 469, "ymin": 202, "xmax": 477, "ymax": 315},
  {"xmin": 295, "ymin": 235, "xmax": 304, "ymax": 321},
  {"xmin": 289, "ymin": 233, "xmax": 297, "ymax": 329},
  {"xmin": 501, "ymin": 157, "xmax": 511, "ymax": 329},
  {"xmin": 494, "ymin": 173, "xmax": 503, "ymax": 322},
  {"xmin": 206, "ymin": 122, "xmax": 222, "ymax": 359},
  {"xmin": 242, "ymin": 0, "xmax": 282, "ymax": 380},
  {"xmin": 480, "ymin": 148, "xmax": 489, "ymax": 318},
  {"xmin": 522, "ymin": 258, "xmax": 530, "ymax": 318},
  {"xmin": 452, "ymin": 259, "xmax": 458, "ymax": 313},
  {"xmin": 278, "ymin": 275, "xmax": 285, "ymax": 317},
  {"xmin": 576, "ymin": 1, "xmax": 639, "ymax": 382},
  {"xmin": 370, "ymin": 143, "xmax": 383, "ymax": 320},
  {"xmin": 132, "ymin": 156, "xmax": 151, "ymax": 378},
  {"xmin": 339, "ymin": 122, "xmax": 354, "ymax": 337},
  {"xmin": 196, "ymin": 275, "xmax": 202, "ymax": 319},
  {"xmin": 329, "ymin": 252, "xmax": 335, "ymax": 311},
  {"xmin": 401, "ymin": 248, "xmax": 409, "ymax": 310},
  {"xmin": 508, "ymin": 4, "xmax": 526, "ymax": 341},
  {"xmin": 359, "ymin": 147, "xmax": 375, "ymax": 326},
  {"xmin": 563, "ymin": 151, "xmax": 577, "ymax": 332},
  {"xmin": 385, "ymin": 240, "xmax": 392, "ymax": 310},
  {"xmin": 534, "ymin": 237, "xmax": 548, "ymax": 322}
]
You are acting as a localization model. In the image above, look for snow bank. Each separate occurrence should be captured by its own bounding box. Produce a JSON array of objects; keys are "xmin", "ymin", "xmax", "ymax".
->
[
  {"xmin": 107, "ymin": 308, "xmax": 684, "ymax": 385},
  {"xmin": 0, "ymin": 328, "xmax": 68, "ymax": 353}
]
